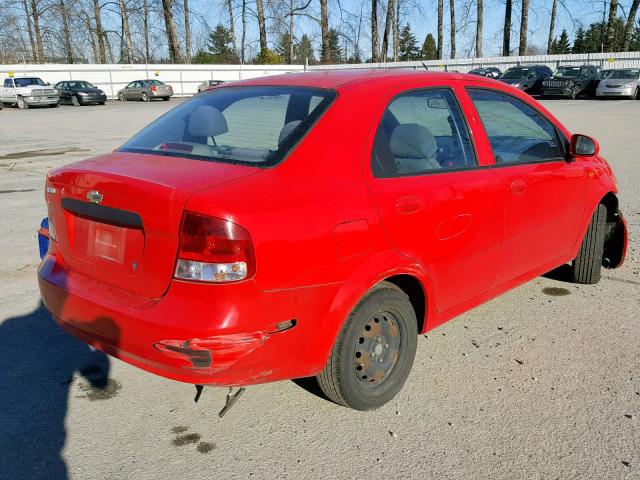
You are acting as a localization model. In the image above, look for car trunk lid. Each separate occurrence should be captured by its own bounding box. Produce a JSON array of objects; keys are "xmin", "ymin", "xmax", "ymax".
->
[{"xmin": 46, "ymin": 151, "xmax": 259, "ymax": 299}]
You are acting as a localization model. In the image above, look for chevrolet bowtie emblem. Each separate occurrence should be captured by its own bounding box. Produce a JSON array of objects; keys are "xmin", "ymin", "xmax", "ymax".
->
[{"xmin": 86, "ymin": 190, "xmax": 103, "ymax": 204}]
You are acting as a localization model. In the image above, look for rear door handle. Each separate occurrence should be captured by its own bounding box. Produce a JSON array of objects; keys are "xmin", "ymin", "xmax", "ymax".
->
[
  {"xmin": 395, "ymin": 196, "xmax": 423, "ymax": 214},
  {"xmin": 510, "ymin": 179, "xmax": 527, "ymax": 194}
]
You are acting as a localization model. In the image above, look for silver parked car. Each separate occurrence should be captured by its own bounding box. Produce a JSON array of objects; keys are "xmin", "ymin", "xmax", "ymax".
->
[
  {"xmin": 117, "ymin": 79, "xmax": 173, "ymax": 102},
  {"xmin": 196, "ymin": 80, "xmax": 225, "ymax": 93},
  {"xmin": 596, "ymin": 68, "xmax": 640, "ymax": 99}
]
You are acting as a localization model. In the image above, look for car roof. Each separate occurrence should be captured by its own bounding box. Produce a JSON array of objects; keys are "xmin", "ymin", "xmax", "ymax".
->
[{"xmin": 234, "ymin": 69, "xmax": 470, "ymax": 89}]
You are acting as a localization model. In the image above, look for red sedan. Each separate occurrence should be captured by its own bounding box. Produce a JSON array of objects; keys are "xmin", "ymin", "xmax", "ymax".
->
[{"xmin": 38, "ymin": 70, "xmax": 627, "ymax": 411}]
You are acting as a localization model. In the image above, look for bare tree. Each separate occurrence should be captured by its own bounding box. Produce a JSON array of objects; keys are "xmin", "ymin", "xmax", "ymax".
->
[
  {"xmin": 21, "ymin": 0, "xmax": 38, "ymax": 61},
  {"xmin": 30, "ymin": 0, "xmax": 46, "ymax": 61},
  {"xmin": 518, "ymin": 0, "xmax": 529, "ymax": 55},
  {"xmin": 393, "ymin": 0, "xmax": 400, "ymax": 61},
  {"xmin": 624, "ymin": 0, "xmax": 640, "ymax": 51},
  {"xmin": 256, "ymin": 0, "xmax": 268, "ymax": 53},
  {"xmin": 184, "ymin": 0, "xmax": 191, "ymax": 61},
  {"xmin": 320, "ymin": 0, "xmax": 329, "ymax": 62},
  {"xmin": 91, "ymin": 0, "xmax": 107, "ymax": 62},
  {"xmin": 449, "ymin": 0, "xmax": 456, "ymax": 58},
  {"xmin": 371, "ymin": 0, "xmax": 379, "ymax": 61},
  {"xmin": 227, "ymin": 0, "xmax": 237, "ymax": 54},
  {"xmin": 606, "ymin": 0, "xmax": 618, "ymax": 51},
  {"xmin": 118, "ymin": 0, "xmax": 134, "ymax": 62},
  {"xmin": 475, "ymin": 0, "xmax": 482, "ymax": 56},
  {"xmin": 546, "ymin": 0, "xmax": 557, "ymax": 54},
  {"xmin": 162, "ymin": 0, "xmax": 182, "ymax": 62},
  {"xmin": 143, "ymin": 0, "xmax": 150, "ymax": 61},
  {"xmin": 381, "ymin": 0, "xmax": 395, "ymax": 60},
  {"xmin": 241, "ymin": 0, "xmax": 247, "ymax": 62},
  {"xmin": 437, "ymin": 0, "xmax": 443, "ymax": 59},
  {"xmin": 502, "ymin": 0, "xmax": 511, "ymax": 55}
]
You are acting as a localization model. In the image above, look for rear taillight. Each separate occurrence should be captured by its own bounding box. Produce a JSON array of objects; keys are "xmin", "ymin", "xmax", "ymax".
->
[
  {"xmin": 151, "ymin": 85, "xmax": 157, "ymax": 92},
  {"xmin": 174, "ymin": 212, "xmax": 255, "ymax": 283}
]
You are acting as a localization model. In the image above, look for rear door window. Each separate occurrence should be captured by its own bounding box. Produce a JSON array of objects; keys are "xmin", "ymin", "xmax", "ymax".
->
[{"xmin": 371, "ymin": 88, "xmax": 476, "ymax": 177}]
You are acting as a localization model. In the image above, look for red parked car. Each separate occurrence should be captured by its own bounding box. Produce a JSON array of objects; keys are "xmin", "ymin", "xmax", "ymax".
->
[{"xmin": 38, "ymin": 71, "xmax": 627, "ymax": 411}]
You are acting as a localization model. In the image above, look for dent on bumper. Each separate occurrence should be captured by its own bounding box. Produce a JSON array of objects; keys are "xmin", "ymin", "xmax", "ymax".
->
[{"xmin": 37, "ymin": 255, "xmax": 339, "ymax": 386}]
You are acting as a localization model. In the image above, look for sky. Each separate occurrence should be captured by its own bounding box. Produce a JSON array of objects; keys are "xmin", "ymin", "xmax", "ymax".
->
[{"xmin": 185, "ymin": 0, "xmax": 619, "ymax": 60}]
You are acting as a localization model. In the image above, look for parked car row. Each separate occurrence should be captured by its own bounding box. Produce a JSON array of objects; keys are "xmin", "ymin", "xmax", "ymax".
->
[
  {"xmin": 468, "ymin": 64, "xmax": 640, "ymax": 99},
  {"xmin": 0, "ymin": 76, "xmax": 175, "ymax": 109}
]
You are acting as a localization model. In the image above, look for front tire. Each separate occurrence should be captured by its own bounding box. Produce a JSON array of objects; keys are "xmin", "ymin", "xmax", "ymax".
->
[
  {"xmin": 17, "ymin": 96, "xmax": 28, "ymax": 110},
  {"xmin": 71, "ymin": 95, "xmax": 80, "ymax": 106},
  {"xmin": 317, "ymin": 282, "xmax": 418, "ymax": 410},
  {"xmin": 571, "ymin": 204, "xmax": 607, "ymax": 284},
  {"xmin": 118, "ymin": 92, "xmax": 125, "ymax": 102}
]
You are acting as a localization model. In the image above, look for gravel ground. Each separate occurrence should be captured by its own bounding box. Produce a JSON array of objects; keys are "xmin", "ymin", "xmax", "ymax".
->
[{"xmin": 0, "ymin": 97, "xmax": 638, "ymax": 480}]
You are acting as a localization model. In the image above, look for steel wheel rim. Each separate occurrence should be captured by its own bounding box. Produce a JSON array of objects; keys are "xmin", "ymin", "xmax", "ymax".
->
[{"xmin": 353, "ymin": 311, "xmax": 401, "ymax": 388}]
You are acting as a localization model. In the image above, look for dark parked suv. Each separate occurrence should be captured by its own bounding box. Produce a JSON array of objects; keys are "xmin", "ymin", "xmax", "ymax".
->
[
  {"xmin": 541, "ymin": 65, "xmax": 600, "ymax": 99},
  {"xmin": 497, "ymin": 65, "xmax": 552, "ymax": 95}
]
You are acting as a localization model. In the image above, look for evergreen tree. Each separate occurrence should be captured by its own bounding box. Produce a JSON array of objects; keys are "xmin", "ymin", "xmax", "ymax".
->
[
  {"xmin": 629, "ymin": 26, "xmax": 640, "ymax": 51},
  {"xmin": 572, "ymin": 26, "xmax": 586, "ymax": 53},
  {"xmin": 398, "ymin": 24, "xmax": 421, "ymax": 60},
  {"xmin": 294, "ymin": 34, "xmax": 316, "ymax": 64},
  {"xmin": 554, "ymin": 29, "xmax": 571, "ymax": 53},
  {"xmin": 254, "ymin": 48, "xmax": 283, "ymax": 64},
  {"xmin": 550, "ymin": 38, "xmax": 558, "ymax": 54},
  {"xmin": 325, "ymin": 29, "xmax": 343, "ymax": 63},
  {"xmin": 205, "ymin": 24, "xmax": 239, "ymax": 63},
  {"xmin": 275, "ymin": 32, "xmax": 294, "ymax": 64},
  {"xmin": 421, "ymin": 33, "xmax": 437, "ymax": 60}
]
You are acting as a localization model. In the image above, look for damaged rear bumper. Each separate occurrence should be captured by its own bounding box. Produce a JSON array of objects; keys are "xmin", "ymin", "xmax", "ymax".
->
[{"xmin": 38, "ymin": 254, "xmax": 338, "ymax": 386}]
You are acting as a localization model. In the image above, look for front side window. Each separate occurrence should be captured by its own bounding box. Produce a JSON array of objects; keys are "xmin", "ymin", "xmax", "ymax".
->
[
  {"xmin": 371, "ymin": 88, "xmax": 476, "ymax": 178},
  {"xmin": 119, "ymin": 86, "xmax": 335, "ymax": 166},
  {"xmin": 467, "ymin": 88, "xmax": 563, "ymax": 164}
]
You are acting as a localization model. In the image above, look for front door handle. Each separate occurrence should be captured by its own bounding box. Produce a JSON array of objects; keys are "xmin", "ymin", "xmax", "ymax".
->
[{"xmin": 510, "ymin": 179, "xmax": 527, "ymax": 194}]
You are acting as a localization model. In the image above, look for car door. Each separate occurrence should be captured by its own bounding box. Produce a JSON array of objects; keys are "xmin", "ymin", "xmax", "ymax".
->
[
  {"xmin": 366, "ymin": 84, "xmax": 504, "ymax": 313},
  {"xmin": 125, "ymin": 81, "xmax": 138, "ymax": 99},
  {"xmin": 465, "ymin": 87, "xmax": 585, "ymax": 285}
]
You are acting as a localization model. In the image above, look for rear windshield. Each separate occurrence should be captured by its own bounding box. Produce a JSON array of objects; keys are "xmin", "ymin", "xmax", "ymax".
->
[
  {"xmin": 119, "ymin": 86, "xmax": 336, "ymax": 166},
  {"xmin": 146, "ymin": 80, "xmax": 166, "ymax": 86}
]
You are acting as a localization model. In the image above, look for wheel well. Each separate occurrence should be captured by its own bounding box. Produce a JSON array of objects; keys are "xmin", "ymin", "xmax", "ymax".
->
[
  {"xmin": 383, "ymin": 274, "xmax": 426, "ymax": 333},
  {"xmin": 600, "ymin": 192, "xmax": 618, "ymax": 218}
]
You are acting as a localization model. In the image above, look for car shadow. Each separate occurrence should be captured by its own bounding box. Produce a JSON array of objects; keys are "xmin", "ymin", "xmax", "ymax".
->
[
  {"xmin": 542, "ymin": 263, "xmax": 574, "ymax": 283},
  {"xmin": 0, "ymin": 302, "xmax": 116, "ymax": 479}
]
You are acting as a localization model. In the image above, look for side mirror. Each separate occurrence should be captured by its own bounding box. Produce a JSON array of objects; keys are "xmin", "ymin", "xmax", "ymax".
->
[{"xmin": 569, "ymin": 134, "xmax": 599, "ymax": 157}]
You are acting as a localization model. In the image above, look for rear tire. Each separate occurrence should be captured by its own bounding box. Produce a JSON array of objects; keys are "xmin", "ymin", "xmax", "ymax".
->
[
  {"xmin": 141, "ymin": 92, "xmax": 149, "ymax": 102},
  {"xmin": 162, "ymin": 97, "xmax": 170, "ymax": 101},
  {"xmin": 571, "ymin": 204, "xmax": 607, "ymax": 284},
  {"xmin": 317, "ymin": 282, "xmax": 418, "ymax": 410}
]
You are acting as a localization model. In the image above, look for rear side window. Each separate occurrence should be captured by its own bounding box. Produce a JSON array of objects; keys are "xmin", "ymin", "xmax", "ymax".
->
[
  {"xmin": 119, "ymin": 86, "xmax": 335, "ymax": 166},
  {"xmin": 371, "ymin": 88, "xmax": 476, "ymax": 178},
  {"xmin": 467, "ymin": 89, "xmax": 563, "ymax": 164}
]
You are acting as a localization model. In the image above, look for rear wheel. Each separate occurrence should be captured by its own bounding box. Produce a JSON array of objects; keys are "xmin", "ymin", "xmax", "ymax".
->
[
  {"xmin": 571, "ymin": 204, "xmax": 607, "ymax": 284},
  {"xmin": 162, "ymin": 97, "xmax": 170, "ymax": 101},
  {"xmin": 17, "ymin": 96, "xmax": 28, "ymax": 110},
  {"xmin": 317, "ymin": 282, "xmax": 418, "ymax": 410},
  {"xmin": 141, "ymin": 92, "xmax": 149, "ymax": 102}
]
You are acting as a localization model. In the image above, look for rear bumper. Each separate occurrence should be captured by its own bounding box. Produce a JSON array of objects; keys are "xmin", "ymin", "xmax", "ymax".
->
[{"xmin": 38, "ymin": 254, "xmax": 340, "ymax": 386}]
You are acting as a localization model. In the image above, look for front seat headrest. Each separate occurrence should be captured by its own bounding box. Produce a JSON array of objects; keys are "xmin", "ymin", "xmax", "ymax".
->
[
  {"xmin": 389, "ymin": 123, "xmax": 438, "ymax": 160},
  {"xmin": 278, "ymin": 120, "xmax": 302, "ymax": 148},
  {"xmin": 188, "ymin": 106, "xmax": 228, "ymax": 138}
]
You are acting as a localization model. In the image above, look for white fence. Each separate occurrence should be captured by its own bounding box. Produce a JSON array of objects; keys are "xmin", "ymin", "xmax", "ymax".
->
[
  {"xmin": 0, "ymin": 63, "xmax": 306, "ymax": 99},
  {"xmin": 2, "ymin": 51, "xmax": 640, "ymax": 100},
  {"xmin": 309, "ymin": 51, "xmax": 640, "ymax": 73}
]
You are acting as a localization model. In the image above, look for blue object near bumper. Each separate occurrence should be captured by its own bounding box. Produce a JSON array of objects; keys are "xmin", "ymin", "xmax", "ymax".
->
[{"xmin": 38, "ymin": 217, "xmax": 49, "ymax": 260}]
